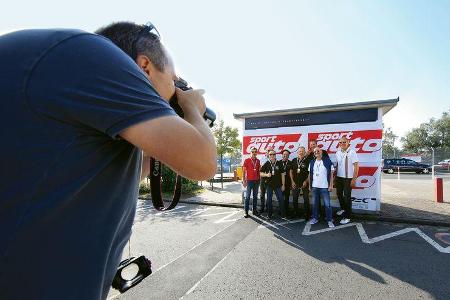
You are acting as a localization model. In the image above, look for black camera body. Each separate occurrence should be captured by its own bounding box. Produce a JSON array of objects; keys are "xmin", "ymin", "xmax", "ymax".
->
[{"xmin": 169, "ymin": 78, "xmax": 216, "ymax": 127}]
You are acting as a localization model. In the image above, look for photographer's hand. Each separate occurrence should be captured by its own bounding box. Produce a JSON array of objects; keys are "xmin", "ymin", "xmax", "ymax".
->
[
  {"xmin": 120, "ymin": 88, "xmax": 217, "ymax": 181},
  {"xmin": 175, "ymin": 87, "xmax": 206, "ymax": 121}
]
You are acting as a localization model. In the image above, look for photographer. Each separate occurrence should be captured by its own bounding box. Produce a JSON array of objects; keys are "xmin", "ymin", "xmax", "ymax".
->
[{"xmin": 0, "ymin": 21, "xmax": 216, "ymax": 300}]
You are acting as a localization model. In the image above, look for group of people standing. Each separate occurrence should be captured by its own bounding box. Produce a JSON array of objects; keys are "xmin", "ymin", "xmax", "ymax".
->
[{"xmin": 242, "ymin": 137, "xmax": 359, "ymax": 228}]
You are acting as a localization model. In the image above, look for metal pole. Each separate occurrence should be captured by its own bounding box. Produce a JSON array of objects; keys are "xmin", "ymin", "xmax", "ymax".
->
[
  {"xmin": 432, "ymin": 147, "xmax": 435, "ymax": 180},
  {"xmin": 432, "ymin": 147, "xmax": 435, "ymax": 167}
]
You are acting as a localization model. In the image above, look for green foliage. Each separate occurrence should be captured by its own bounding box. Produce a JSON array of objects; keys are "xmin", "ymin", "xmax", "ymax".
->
[
  {"xmin": 161, "ymin": 164, "xmax": 178, "ymax": 192},
  {"xmin": 401, "ymin": 110, "xmax": 450, "ymax": 153},
  {"xmin": 212, "ymin": 119, "xmax": 241, "ymax": 177},
  {"xmin": 139, "ymin": 165, "xmax": 202, "ymax": 195},
  {"xmin": 213, "ymin": 120, "xmax": 241, "ymax": 156},
  {"xmin": 181, "ymin": 177, "xmax": 203, "ymax": 194},
  {"xmin": 139, "ymin": 182, "xmax": 151, "ymax": 194},
  {"xmin": 382, "ymin": 127, "xmax": 401, "ymax": 158}
]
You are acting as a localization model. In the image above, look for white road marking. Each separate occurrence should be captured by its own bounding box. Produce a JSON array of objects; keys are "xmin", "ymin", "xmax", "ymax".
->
[
  {"xmin": 257, "ymin": 218, "xmax": 306, "ymax": 230},
  {"xmin": 200, "ymin": 211, "xmax": 238, "ymax": 217},
  {"xmin": 213, "ymin": 211, "xmax": 241, "ymax": 223},
  {"xmin": 180, "ymin": 248, "xmax": 233, "ymax": 299},
  {"xmin": 154, "ymin": 221, "xmax": 237, "ymax": 273},
  {"xmin": 189, "ymin": 207, "xmax": 212, "ymax": 216},
  {"xmin": 154, "ymin": 205, "xmax": 186, "ymax": 216},
  {"xmin": 302, "ymin": 222, "xmax": 450, "ymax": 254}
]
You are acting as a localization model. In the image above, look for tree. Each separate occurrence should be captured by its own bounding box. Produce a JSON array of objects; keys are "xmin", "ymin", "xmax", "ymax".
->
[
  {"xmin": 212, "ymin": 120, "xmax": 241, "ymax": 188},
  {"xmin": 401, "ymin": 110, "xmax": 450, "ymax": 153},
  {"xmin": 229, "ymin": 148, "xmax": 242, "ymax": 170},
  {"xmin": 382, "ymin": 127, "xmax": 400, "ymax": 158}
]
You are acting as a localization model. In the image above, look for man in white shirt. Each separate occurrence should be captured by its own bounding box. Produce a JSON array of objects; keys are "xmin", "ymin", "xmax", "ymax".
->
[
  {"xmin": 335, "ymin": 137, "xmax": 359, "ymax": 224},
  {"xmin": 308, "ymin": 147, "xmax": 334, "ymax": 228}
]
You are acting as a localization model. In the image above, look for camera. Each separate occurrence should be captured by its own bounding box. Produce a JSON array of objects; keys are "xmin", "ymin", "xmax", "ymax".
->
[{"xmin": 169, "ymin": 78, "xmax": 216, "ymax": 127}]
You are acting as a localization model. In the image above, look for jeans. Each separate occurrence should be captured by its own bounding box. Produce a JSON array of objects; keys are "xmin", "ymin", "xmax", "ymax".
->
[
  {"xmin": 335, "ymin": 177, "xmax": 352, "ymax": 218},
  {"xmin": 266, "ymin": 185, "xmax": 284, "ymax": 217},
  {"xmin": 312, "ymin": 187, "xmax": 332, "ymax": 222},
  {"xmin": 292, "ymin": 184, "xmax": 310, "ymax": 218},
  {"xmin": 245, "ymin": 180, "xmax": 259, "ymax": 213}
]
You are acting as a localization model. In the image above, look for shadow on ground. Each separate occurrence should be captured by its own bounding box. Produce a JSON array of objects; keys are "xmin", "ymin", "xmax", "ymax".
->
[{"xmin": 250, "ymin": 215, "xmax": 449, "ymax": 299}]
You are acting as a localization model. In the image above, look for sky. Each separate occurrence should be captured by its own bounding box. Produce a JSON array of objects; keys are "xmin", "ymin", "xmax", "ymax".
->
[{"xmin": 2, "ymin": 0, "xmax": 449, "ymax": 146}]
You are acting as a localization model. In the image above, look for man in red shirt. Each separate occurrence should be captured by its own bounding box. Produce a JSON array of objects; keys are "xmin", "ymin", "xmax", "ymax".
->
[{"xmin": 243, "ymin": 147, "xmax": 261, "ymax": 217}]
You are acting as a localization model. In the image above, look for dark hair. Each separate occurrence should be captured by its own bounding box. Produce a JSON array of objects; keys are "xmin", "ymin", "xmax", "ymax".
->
[
  {"xmin": 282, "ymin": 149, "xmax": 290, "ymax": 154},
  {"xmin": 95, "ymin": 21, "xmax": 168, "ymax": 71}
]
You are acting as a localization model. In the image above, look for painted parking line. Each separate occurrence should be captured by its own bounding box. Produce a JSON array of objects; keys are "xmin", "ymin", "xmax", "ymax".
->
[
  {"xmin": 302, "ymin": 222, "xmax": 450, "ymax": 254},
  {"xmin": 154, "ymin": 205, "xmax": 186, "ymax": 216}
]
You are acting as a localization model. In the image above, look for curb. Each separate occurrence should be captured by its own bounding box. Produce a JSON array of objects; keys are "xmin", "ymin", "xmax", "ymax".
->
[
  {"xmin": 178, "ymin": 199, "xmax": 450, "ymax": 227},
  {"xmin": 139, "ymin": 196, "xmax": 450, "ymax": 228}
]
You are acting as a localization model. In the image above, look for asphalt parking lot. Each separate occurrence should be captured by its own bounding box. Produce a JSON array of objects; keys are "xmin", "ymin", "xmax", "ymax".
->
[{"xmin": 108, "ymin": 202, "xmax": 450, "ymax": 300}]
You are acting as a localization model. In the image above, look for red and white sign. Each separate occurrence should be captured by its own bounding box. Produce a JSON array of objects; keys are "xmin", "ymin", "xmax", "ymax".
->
[
  {"xmin": 353, "ymin": 166, "xmax": 378, "ymax": 190},
  {"xmin": 243, "ymin": 134, "xmax": 302, "ymax": 154},
  {"xmin": 241, "ymin": 115, "xmax": 384, "ymax": 212},
  {"xmin": 309, "ymin": 130, "xmax": 382, "ymax": 154}
]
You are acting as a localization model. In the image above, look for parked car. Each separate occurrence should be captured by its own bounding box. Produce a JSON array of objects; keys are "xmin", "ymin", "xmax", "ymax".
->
[
  {"xmin": 382, "ymin": 158, "xmax": 432, "ymax": 174},
  {"xmin": 437, "ymin": 159, "xmax": 450, "ymax": 168}
]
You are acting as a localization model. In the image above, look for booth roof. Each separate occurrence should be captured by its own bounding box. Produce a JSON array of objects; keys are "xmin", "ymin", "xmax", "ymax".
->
[{"xmin": 233, "ymin": 97, "xmax": 399, "ymax": 120}]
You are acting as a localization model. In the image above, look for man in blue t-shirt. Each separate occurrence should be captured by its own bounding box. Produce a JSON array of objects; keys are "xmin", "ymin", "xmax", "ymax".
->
[{"xmin": 0, "ymin": 21, "xmax": 216, "ymax": 300}]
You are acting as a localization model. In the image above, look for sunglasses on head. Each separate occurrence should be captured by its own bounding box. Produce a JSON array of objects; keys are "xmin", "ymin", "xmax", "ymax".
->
[{"xmin": 131, "ymin": 21, "xmax": 161, "ymax": 60}]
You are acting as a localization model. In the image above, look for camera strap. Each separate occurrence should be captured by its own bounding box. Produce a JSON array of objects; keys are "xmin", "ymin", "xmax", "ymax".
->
[{"xmin": 149, "ymin": 157, "xmax": 182, "ymax": 210}]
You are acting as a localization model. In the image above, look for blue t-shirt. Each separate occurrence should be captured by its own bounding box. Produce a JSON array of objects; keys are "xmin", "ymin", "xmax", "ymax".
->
[{"xmin": 0, "ymin": 29, "xmax": 176, "ymax": 299}]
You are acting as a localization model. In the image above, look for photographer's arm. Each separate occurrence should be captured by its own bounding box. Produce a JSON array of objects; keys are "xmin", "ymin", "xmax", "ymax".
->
[{"xmin": 121, "ymin": 89, "xmax": 217, "ymax": 181}]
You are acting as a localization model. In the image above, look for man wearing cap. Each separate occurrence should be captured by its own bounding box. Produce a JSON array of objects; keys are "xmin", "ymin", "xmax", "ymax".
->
[{"xmin": 242, "ymin": 147, "xmax": 261, "ymax": 217}]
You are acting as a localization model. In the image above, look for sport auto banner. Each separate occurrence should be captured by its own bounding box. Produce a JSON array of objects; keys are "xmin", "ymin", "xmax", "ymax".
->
[{"xmin": 242, "ymin": 111, "xmax": 382, "ymax": 212}]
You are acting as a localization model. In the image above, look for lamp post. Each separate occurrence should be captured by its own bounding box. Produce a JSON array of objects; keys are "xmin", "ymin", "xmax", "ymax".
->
[
  {"xmin": 431, "ymin": 147, "xmax": 435, "ymax": 179},
  {"xmin": 431, "ymin": 147, "xmax": 435, "ymax": 166}
]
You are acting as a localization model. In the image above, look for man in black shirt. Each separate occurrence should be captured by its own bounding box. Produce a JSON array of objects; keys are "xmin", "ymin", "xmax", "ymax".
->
[
  {"xmin": 259, "ymin": 147, "xmax": 272, "ymax": 213},
  {"xmin": 260, "ymin": 150, "xmax": 285, "ymax": 219},
  {"xmin": 291, "ymin": 146, "xmax": 310, "ymax": 219},
  {"xmin": 280, "ymin": 149, "xmax": 293, "ymax": 218}
]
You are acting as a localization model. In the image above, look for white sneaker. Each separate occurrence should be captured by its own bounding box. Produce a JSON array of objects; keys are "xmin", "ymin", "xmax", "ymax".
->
[
  {"xmin": 309, "ymin": 218, "xmax": 318, "ymax": 225},
  {"xmin": 336, "ymin": 210, "xmax": 345, "ymax": 216},
  {"xmin": 340, "ymin": 218, "xmax": 351, "ymax": 225},
  {"xmin": 328, "ymin": 221, "xmax": 335, "ymax": 228}
]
